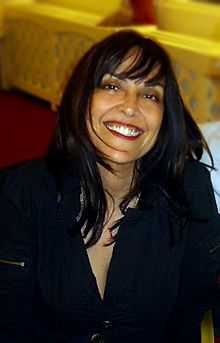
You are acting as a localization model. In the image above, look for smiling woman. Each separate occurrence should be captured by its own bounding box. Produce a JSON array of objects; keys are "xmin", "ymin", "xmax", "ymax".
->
[
  {"xmin": 0, "ymin": 30, "xmax": 220, "ymax": 343},
  {"xmin": 87, "ymin": 62, "xmax": 164, "ymax": 167},
  {"xmin": 52, "ymin": 29, "xmax": 207, "ymax": 249}
]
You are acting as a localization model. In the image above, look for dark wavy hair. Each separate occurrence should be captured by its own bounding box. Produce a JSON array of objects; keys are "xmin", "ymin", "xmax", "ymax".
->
[{"xmin": 47, "ymin": 30, "xmax": 212, "ymax": 246}]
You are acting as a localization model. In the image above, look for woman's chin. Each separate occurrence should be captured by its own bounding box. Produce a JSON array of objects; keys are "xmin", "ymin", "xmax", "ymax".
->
[{"xmin": 104, "ymin": 152, "xmax": 137, "ymax": 169}]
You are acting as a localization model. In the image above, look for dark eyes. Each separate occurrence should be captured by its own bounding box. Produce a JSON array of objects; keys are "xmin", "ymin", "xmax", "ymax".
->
[
  {"xmin": 143, "ymin": 93, "xmax": 160, "ymax": 102},
  {"xmin": 101, "ymin": 83, "xmax": 120, "ymax": 91},
  {"xmin": 100, "ymin": 83, "xmax": 161, "ymax": 103}
]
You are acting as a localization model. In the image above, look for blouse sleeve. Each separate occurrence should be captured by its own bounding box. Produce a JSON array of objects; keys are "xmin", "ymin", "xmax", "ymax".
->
[
  {"xmin": 207, "ymin": 214, "xmax": 220, "ymax": 300},
  {"xmin": 183, "ymin": 160, "xmax": 218, "ymax": 219},
  {"xmin": 183, "ymin": 161, "xmax": 220, "ymax": 305},
  {"xmin": 0, "ymin": 167, "xmax": 36, "ymax": 342}
]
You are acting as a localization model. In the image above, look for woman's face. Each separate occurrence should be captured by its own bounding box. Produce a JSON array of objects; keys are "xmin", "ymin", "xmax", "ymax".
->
[{"xmin": 87, "ymin": 53, "xmax": 164, "ymax": 169}]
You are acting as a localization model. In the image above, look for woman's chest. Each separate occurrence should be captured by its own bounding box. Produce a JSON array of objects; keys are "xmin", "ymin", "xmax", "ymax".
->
[
  {"xmin": 86, "ymin": 242, "xmax": 114, "ymax": 301},
  {"xmin": 38, "ymin": 207, "xmax": 187, "ymax": 330}
]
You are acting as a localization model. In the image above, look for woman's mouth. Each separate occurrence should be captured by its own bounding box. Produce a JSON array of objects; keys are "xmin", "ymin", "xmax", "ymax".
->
[{"xmin": 104, "ymin": 121, "xmax": 143, "ymax": 140}]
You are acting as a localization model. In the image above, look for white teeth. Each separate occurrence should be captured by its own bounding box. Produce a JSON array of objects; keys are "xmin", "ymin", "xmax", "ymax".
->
[{"xmin": 106, "ymin": 123, "xmax": 141, "ymax": 137}]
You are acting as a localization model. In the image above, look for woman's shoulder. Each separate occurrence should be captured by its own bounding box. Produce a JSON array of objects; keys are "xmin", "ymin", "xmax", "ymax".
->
[
  {"xmin": 0, "ymin": 158, "xmax": 51, "ymax": 186},
  {"xmin": 183, "ymin": 159, "xmax": 210, "ymax": 182},
  {"xmin": 0, "ymin": 159, "xmax": 48, "ymax": 181},
  {"xmin": 0, "ymin": 159, "xmax": 81, "ymax": 211},
  {"xmin": 0, "ymin": 159, "xmax": 58, "ymax": 209},
  {"xmin": 183, "ymin": 159, "xmax": 218, "ymax": 218}
]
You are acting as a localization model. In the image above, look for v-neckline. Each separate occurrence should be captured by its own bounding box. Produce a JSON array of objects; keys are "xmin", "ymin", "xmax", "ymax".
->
[
  {"xmin": 78, "ymin": 208, "xmax": 144, "ymax": 305},
  {"xmin": 80, "ymin": 230, "xmax": 120, "ymax": 304}
]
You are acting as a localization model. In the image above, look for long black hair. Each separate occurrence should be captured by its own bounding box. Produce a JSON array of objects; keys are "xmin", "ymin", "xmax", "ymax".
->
[{"xmin": 47, "ymin": 30, "xmax": 212, "ymax": 246}]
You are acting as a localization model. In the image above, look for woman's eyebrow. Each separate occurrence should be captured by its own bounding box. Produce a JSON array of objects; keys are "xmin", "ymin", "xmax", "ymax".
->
[
  {"xmin": 101, "ymin": 74, "xmax": 122, "ymax": 82},
  {"xmin": 143, "ymin": 79, "xmax": 164, "ymax": 88},
  {"xmin": 110, "ymin": 74, "xmax": 124, "ymax": 80},
  {"xmin": 106, "ymin": 74, "xmax": 164, "ymax": 89}
]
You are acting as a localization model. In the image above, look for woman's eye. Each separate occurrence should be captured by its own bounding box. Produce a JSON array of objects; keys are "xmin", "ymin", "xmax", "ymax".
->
[
  {"xmin": 143, "ymin": 93, "xmax": 160, "ymax": 102},
  {"xmin": 102, "ymin": 83, "xmax": 120, "ymax": 92}
]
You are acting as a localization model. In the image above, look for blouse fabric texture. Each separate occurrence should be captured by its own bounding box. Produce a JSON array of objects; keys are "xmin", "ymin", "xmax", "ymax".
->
[{"xmin": 0, "ymin": 159, "xmax": 220, "ymax": 343}]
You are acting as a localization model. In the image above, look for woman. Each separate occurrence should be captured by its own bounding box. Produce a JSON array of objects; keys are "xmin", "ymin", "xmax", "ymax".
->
[{"xmin": 0, "ymin": 30, "xmax": 220, "ymax": 343}]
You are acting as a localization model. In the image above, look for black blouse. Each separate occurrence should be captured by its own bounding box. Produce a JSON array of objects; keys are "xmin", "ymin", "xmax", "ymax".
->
[
  {"xmin": 0, "ymin": 160, "xmax": 220, "ymax": 343},
  {"xmin": 37, "ymin": 206, "xmax": 220, "ymax": 343}
]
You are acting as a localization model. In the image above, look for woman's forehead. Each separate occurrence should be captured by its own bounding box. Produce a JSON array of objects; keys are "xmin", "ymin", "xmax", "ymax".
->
[
  {"xmin": 106, "ymin": 48, "xmax": 164, "ymax": 82},
  {"xmin": 102, "ymin": 71, "xmax": 164, "ymax": 86},
  {"xmin": 102, "ymin": 66, "xmax": 164, "ymax": 88},
  {"xmin": 111, "ymin": 48, "xmax": 144, "ymax": 73}
]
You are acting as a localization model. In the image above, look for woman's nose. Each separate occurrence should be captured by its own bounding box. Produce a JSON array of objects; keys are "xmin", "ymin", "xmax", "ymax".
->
[{"xmin": 121, "ymin": 91, "xmax": 138, "ymax": 117}]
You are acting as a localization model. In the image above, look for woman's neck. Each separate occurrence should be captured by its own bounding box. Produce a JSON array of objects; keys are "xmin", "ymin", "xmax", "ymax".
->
[{"xmin": 98, "ymin": 162, "xmax": 135, "ymax": 206}]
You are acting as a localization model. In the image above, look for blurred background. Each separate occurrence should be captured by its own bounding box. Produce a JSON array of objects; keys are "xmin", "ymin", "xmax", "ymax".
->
[
  {"xmin": 1, "ymin": 0, "xmax": 220, "ymax": 165},
  {"xmin": 0, "ymin": 0, "xmax": 220, "ymax": 340}
]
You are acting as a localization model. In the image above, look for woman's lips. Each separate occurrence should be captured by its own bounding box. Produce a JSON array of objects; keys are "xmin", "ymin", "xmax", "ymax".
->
[{"xmin": 104, "ymin": 121, "xmax": 143, "ymax": 141}]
